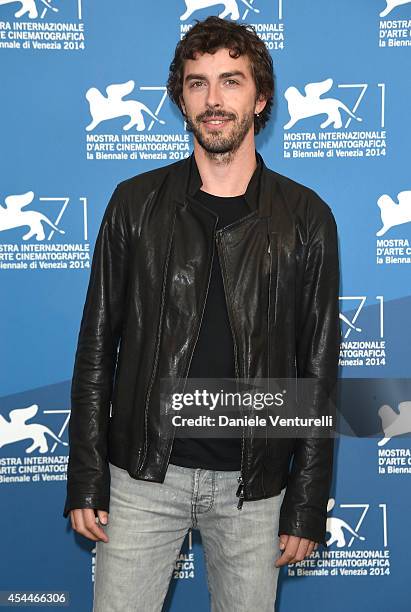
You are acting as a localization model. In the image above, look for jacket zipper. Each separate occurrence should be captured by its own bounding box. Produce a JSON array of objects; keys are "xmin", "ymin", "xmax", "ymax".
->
[
  {"xmin": 162, "ymin": 214, "xmax": 219, "ymax": 472},
  {"xmin": 215, "ymin": 229, "xmax": 245, "ymax": 510},
  {"xmin": 138, "ymin": 209, "xmax": 176, "ymax": 472},
  {"xmin": 266, "ymin": 228, "xmax": 272, "ymax": 451},
  {"xmin": 267, "ymin": 227, "xmax": 272, "ymax": 376},
  {"xmin": 235, "ymin": 229, "xmax": 272, "ymax": 509}
]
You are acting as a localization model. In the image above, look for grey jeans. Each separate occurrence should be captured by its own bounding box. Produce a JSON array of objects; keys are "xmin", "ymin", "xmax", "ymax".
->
[{"xmin": 93, "ymin": 461, "xmax": 286, "ymax": 612}]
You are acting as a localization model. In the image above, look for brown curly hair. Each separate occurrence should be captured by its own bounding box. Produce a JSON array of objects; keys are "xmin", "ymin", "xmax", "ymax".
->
[{"xmin": 166, "ymin": 16, "xmax": 274, "ymax": 135}]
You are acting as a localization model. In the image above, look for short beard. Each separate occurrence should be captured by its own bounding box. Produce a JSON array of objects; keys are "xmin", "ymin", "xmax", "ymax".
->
[{"xmin": 185, "ymin": 109, "xmax": 255, "ymax": 165}]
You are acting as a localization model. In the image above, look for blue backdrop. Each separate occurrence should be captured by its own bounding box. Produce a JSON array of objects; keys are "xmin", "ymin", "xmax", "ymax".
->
[{"xmin": 1, "ymin": 1, "xmax": 410, "ymax": 610}]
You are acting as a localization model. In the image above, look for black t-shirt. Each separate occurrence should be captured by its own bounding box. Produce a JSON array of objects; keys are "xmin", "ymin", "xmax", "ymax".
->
[{"xmin": 169, "ymin": 187, "xmax": 249, "ymax": 470}]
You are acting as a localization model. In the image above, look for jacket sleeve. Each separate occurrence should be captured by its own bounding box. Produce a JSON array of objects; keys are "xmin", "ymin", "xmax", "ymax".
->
[
  {"xmin": 278, "ymin": 192, "xmax": 341, "ymax": 546},
  {"xmin": 63, "ymin": 184, "xmax": 130, "ymax": 518}
]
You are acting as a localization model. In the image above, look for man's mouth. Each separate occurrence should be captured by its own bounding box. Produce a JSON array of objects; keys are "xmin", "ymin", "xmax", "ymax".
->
[{"xmin": 202, "ymin": 117, "xmax": 232, "ymax": 127}]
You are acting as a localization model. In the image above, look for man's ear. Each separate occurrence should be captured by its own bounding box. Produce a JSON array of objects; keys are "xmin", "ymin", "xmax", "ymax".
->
[
  {"xmin": 179, "ymin": 95, "xmax": 186, "ymax": 115},
  {"xmin": 255, "ymin": 95, "xmax": 267, "ymax": 116}
]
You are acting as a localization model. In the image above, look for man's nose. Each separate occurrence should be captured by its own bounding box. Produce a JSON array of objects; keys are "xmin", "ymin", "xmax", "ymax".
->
[{"xmin": 205, "ymin": 81, "xmax": 224, "ymax": 108}]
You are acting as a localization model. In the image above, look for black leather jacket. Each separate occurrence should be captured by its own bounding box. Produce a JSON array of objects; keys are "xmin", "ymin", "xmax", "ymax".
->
[{"xmin": 63, "ymin": 150, "xmax": 341, "ymax": 546}]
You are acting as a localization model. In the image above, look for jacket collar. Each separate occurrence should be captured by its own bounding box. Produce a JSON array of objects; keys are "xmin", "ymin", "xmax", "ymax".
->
[
  {"xmin": 187, "ymin": 149, "xmax": 261, "ymax": 214},
  {"xmin": 173, "ymin": 149, "xmax": 271, "ymax": 218}
]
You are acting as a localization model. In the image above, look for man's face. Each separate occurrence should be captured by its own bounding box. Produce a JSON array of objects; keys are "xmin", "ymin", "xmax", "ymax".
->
[{"xmin": 179, "ymin": 47, "xmax": 265, "ymax": 157}]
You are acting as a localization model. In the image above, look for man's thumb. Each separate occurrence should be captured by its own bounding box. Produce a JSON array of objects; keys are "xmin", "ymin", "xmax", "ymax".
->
[
  {"xmin": 279, "ymin": 534, "xmax": 288, "ymax": 550},
  {"xmin": 97, "ymin": 510, "xmax": 109, "ymax": 525}
]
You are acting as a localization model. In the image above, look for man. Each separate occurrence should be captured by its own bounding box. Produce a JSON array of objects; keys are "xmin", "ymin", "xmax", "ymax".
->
[{"xmin": 64, "ymin": 16, "xmax": 341, "ymax": 612}]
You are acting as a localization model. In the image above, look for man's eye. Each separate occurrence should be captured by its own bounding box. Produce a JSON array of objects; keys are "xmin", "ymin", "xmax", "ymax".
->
[{"xmin": 189, "ymin": 80, "xmax": 239, "ymax": 88}]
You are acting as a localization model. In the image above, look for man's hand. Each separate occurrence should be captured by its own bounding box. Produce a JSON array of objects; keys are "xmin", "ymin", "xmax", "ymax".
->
[
  {"xmin": 275, "ymin": 534, "xmax": 318, "ymax": 567},
  {"xmin": 70, "ymin": 509, "xmax": 110, "ymax": 542}
]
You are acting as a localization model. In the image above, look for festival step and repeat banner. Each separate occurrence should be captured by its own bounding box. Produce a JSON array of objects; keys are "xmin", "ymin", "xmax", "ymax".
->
[{"xmin": 1, "ymin": 1, "xmax": 410, "ymax": 610}]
